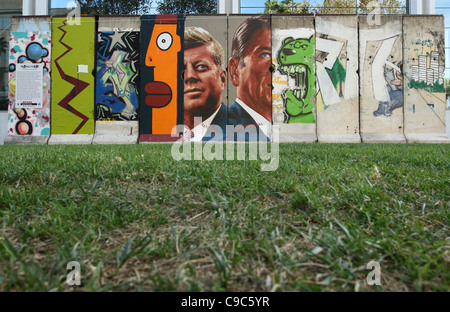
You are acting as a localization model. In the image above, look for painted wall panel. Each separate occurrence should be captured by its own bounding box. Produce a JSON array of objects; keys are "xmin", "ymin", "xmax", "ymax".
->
[
  {"xmin": 4, "ymin": 14, "xmax": 447, "ymax": 145},
  {"xmin": 96, "ymin": 17, "xmax": 140, "ymax": 121},
  {"xmin": 403, "ymin": 16, "xmax": 447, "ymax": 142},
  {"xmin": 227, "ymin": 15, "xmax": 272, "ymax": 141},
  {"xmin": 272, "ymin": 15, "xmax": 316, "ymax": 142},
  {"xmin": 6, "ymin": 17, "xmax": 51, "ymax": 142},
  {"xmin": 94, "ymin": 16, "xmax": 140, "ymax": 144},
  {"xmin": 359, "ymin": 15, "xmax": 405, "ymax": 142},
  {"xmin": 51, "ymin": 17, "xmax": 95, "ymax": 135},
  {"xmin": 139, "ymin": 15, "xmax": 184, "ymax": 142},
  {"xmin": 184, "ymin": 15, "xmax": 228, "ymax": 141},
  {"xmin": 315, "ymin": 15, "xmax": 360, "ymax": 143}
]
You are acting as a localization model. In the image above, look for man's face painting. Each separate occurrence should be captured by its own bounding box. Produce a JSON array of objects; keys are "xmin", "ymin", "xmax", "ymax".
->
[
  {"xmin": 236, "ymin": 28, "xmax": 272, "ymax": 111},
  {"xmin": 184, "ymin": 44, "xmax": 226, "ymax": 113}
]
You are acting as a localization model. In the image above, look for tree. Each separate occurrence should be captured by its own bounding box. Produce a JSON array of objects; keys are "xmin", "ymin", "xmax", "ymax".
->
[
  {"xmin": 264, "ymin": 0, "xmax": 312, "ymax": 14},
  {"xmin": 266, "ymin": 0, "xmax": 406, "ymax": 14},
  {"xmin": 358, "ymin": 0, "xmax": 406, "ymax": 14},
  {"xmin": 156, "ymin": 0, "xmax": 217, "ymax": 14},
  {"xmin": 316, "ymin": 0, "xmax": 358, "ymax": 14},
  {"xmin": 79, "ymin": 0, "xmax": 153, "ymax": 15},
  {"xmin": 316, "ymin": 0, "xmax": 406, "ymax": 14}
]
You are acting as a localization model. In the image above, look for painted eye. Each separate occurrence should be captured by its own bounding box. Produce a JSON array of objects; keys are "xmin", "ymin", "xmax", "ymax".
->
[
  {"xmin": 157, "ymin": 32, "xmax": 172, "ymax": 51},
  {"xmin": 196, "ymin": 64, "xmax": 208, "ymax": 71},
  {"xmin": 300, "ymin": 45, "xmax": 308, "ymax": 49}
]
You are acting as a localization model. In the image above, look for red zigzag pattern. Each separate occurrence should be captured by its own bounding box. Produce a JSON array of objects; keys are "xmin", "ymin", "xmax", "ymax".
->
[{"xmin": 54, "ymin": 20, "xmax": 90, "ymax": 134}]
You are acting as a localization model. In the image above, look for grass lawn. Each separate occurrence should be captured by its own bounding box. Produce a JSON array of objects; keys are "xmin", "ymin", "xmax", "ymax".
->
[{"xmin": 0, "ymin": 143, "xmax": 448, "ymax": 292}]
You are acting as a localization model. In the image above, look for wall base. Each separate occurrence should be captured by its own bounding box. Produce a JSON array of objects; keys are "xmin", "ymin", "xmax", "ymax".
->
[
  {"xmin": 405, "ymin": 133, "xmax": 450, "ymax": 143},
  {"xmin": 318, "ymin": 134, "xmax": 361, "ymax": 143},
  {"xmin": 0, "ymin": 111, "xmax": 8, "ymax": 145},
  {"xmin": 4, "ymin": 135, "xmax": 49, "ymax": 145},
  {"xmin": 139, "ymin": 134, "xmax": 181, "ymax": 143},
  {"xmin": 93, "ymin": 135, "xmax": 138, "ymax": 144},
  {"xmin": 278, "ymin": 133, "xmax": 317, "ymax": 143},
  {"xmin": 48, "ymin": 134, "xmax": 93, "ymax": 145},
  {"xmin": 361, "ymin": 133, "xmax": 406, "ymax": 143}
]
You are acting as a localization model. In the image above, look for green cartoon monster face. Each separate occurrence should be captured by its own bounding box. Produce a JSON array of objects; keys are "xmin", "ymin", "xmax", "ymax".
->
[
  {"xmin": 278, "ymin": 36, "xmax": 315, "ymax": 87},
  {"xmin": 277, "ymin": 36, "xmax": 316, "ymax": 123}
]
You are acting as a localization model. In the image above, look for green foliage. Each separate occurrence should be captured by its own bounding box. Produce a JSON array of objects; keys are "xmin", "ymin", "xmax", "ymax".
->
[
  {"xmin": 316, "ymin": 0, "xmax": 359, "ymax": 14},
  {"xmin": 409, "ymin": 79, "xmax": 446, "ymax": 93},
  {"xmin": 266, "ymin": 0, "xmax": 406, "ymax": 14},
  {"xmin": 264, "ymin": 0, "xmax": 312, "ymax": 14},
  {"xmin": 358, "ymin": 0, "xmax": 406, "ymax": 14},
  {"xmin": 156, "ymin": 0, "xmax": 217, "ymax": 14},
  {"xmin": 79, "ymin": 0, "xmax": 153, "ymax": 15}
]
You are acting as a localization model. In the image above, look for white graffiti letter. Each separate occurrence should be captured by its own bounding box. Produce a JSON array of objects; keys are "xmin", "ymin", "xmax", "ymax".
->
[
  {"xmin": 67, "ymin": 1, "xmax": 81, "ymax": 26},
  {"xmin": 367, "ymin": 1, "xmax": 381, "ymax": 26},
  {"xmin": 316, "ymin": 37, "xmax": 343, "ymax": 106}
]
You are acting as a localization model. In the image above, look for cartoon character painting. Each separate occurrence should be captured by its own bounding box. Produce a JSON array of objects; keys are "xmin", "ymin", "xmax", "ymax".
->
[
  {"xmin": 139, "ymin": 15, "xmax": 184, "ymax": 142},
  {"xmin": 278, "ymin": 36, "xmax": 316, "ymax": 123}
]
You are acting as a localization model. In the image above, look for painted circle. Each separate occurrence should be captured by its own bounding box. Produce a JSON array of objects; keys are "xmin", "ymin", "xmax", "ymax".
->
[
  {"xmin": 17, "ymin": 122, "xmax": 31, "ymax": 135},
  {"xmin": 18, "ymin": 56, "xmax": 27, "ymax": 63},
  {"xmin": 156, "ymin": 33, "xmax": 173, "ymax": 51},
  {"xmin": 16, "ymin": 109, "xmax": 26, "ymax": 119},
  {"xmin": 26, "ymin": 42, "xmax": 43, "ymax": 60},
  {"xmin": 9, "ymin": 64, "xmax": 15, "ymax": 72}
]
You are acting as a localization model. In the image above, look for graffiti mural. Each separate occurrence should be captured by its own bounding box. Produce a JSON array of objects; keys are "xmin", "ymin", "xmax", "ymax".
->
[
  {"xmin": 51, "ymin": 17, "xmax": 95, "ymax": 135},
  {"xmin": 403, "ymin": 16, "xmax": 447, "ymax": 142},
  {"xmin": 408, "ymin": 51, "xmax": 445, "ymax": 93},
  {"xmin": 183, "ymin": 20, "xmax": 228, "ymax": 142},
  {"xmin": 314, "ymin": 16, "xmax": 360, "ymax": 142},
  {"xmin": 315, "ymin": 19, "xmax": 358, "ymax": 108},
  {"xmin": 4, "ymin": 15, "xmax": 448, "ymax": 144},
  {"xmin": 272, "ymin": 25, "xmax": 316, "ymax": 125},
  {"xmin": 277, "ymin": 36, "xmax": 315, "ymax": 123},
  {"xmin": 227, "ymin": 16, "xmax": 272, "ymax": 141},
  {"xmin": 360, "ymin": 18, "xmax": 403, "ymax": 118},
  {"xmin": 96, "ymin": 31, "xmax": 139, "ymax": 121},
  {"xmin": 7, "ymin": 17, "xmax": 51, "ymax": 137},
  {"xmin": 139, "ymin": 15, "xmax": 183, "ymax": 142}
]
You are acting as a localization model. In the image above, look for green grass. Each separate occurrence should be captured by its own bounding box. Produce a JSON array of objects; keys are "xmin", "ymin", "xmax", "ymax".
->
[{"xmin": 0, "ymin": 143, "xmax": 448, "ymax": 291}]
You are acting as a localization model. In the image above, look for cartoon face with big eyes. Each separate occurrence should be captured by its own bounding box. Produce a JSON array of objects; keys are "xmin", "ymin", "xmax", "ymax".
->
[
  {"xmin": 143, "ymin": 20, "xmax": 181, "ymax": 135},
  {"xmin": 144, "ymin": 24, "xmax": 181, "ymax": 109}
]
